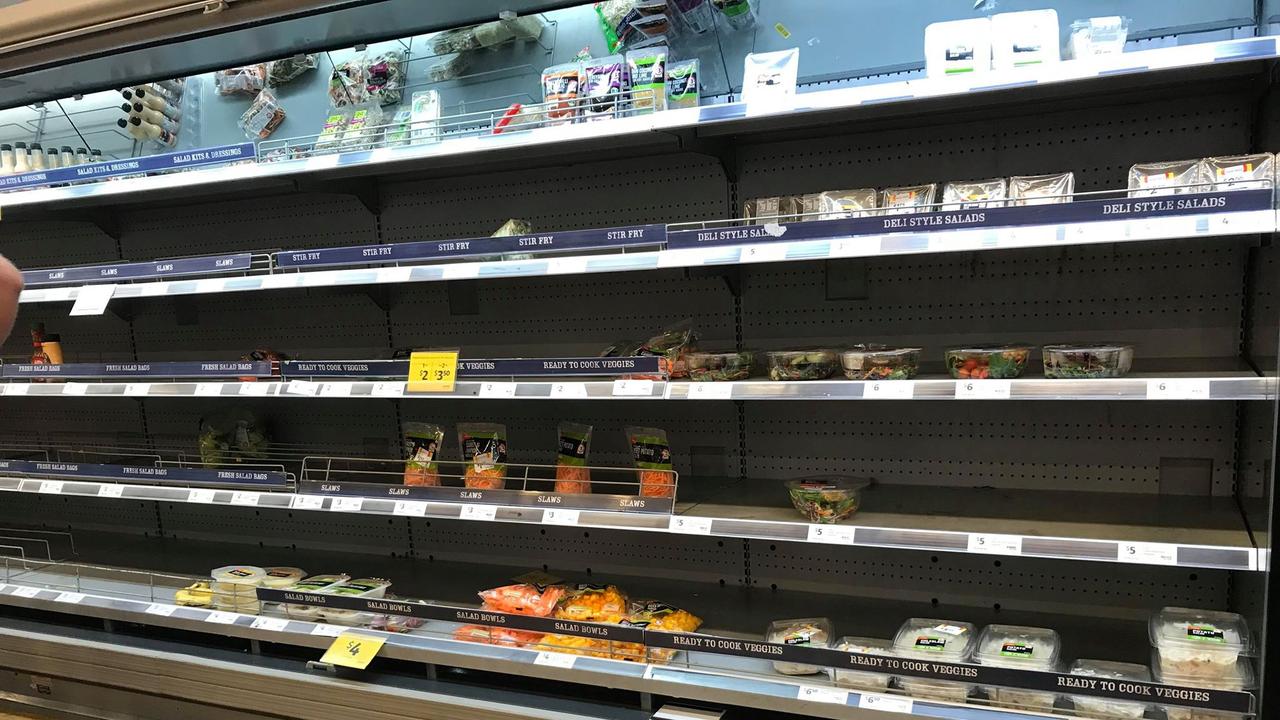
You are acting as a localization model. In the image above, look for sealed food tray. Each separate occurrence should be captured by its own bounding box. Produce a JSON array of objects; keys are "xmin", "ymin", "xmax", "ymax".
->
[
  {"xmin": 785, "ymin": 475, "xmax": 869, "ymax": 523},
  {"xmin": 687, "ymin": 351, "xmax": 755, "ymax": 381},
  {"xmin": 1042, "ymin": 344, "xmax": 1133, "ymax": 378},
  {"xmin": 893, "ymin": 618, "xmax": 977, "ymax": 661},
  {"xmin": 973, "ymin": 624, "xmax": 1060, "ymax": 710},
  {"xmin": 766, "ymin": 617, "xmax": 831, "ymax": 675},
  {"xmin": 840, "ymin": 345, "xmax": 920, "ymax": 380},
  {"xmin": 1067, "ymin": 659, "xmax": 1150, "ymax": 720},
  {"xmin": 1149, "ymin": 607, "xmax": 1252, "ymax": 681},
  {"xmin": 945, "ymin": 345, "xmax": 1032, "ymax": 379},
  {"xmin": 831, "ymin": 636, "xmax": 894, "ymax": 690},
  {"xmin": 766, "ymin": 350, "xmax": 838, "ymax": 381}
]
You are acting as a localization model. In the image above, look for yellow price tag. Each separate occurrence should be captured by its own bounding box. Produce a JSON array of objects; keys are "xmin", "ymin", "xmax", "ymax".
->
[
  {"xmin": 774, "ymin": 22, "xmax": 791, "ymax": 39},
  {"xmin": 407, "ymin": 350, "xmax": 459, "ymax": 393},
  {"xmin": 320, "ymin": 632, "xmax": 386, "ymax": 670}
]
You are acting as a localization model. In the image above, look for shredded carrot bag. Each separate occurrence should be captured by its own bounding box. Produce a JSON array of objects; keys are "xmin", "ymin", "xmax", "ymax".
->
[
  {"xmin": 554, "ymin": 422, "xmax": 593, "ymax": 494},
  {"xmin": 627, "ymin": 426, "xmax": 675, "ymax": 498},
  {"xmin": 402, "ymin": 422, "xmax": 444, "ymax": 486},
  {"xmin": 459, "ymin": 423, "xmax": 507, "ymax": 489}
]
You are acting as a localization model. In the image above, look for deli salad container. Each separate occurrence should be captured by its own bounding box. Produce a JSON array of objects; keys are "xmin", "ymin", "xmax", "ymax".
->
[
  {"xmin": 766, "ymin": 350, "xmax": 839, "ymax": 381},
  {"xmin": 785, "ymin": 475, "xmax": 869, "ymax": 523},
  {"xmin": 1042, "ymin": 343, "xmax": 1133, "ymax": 379},
  {"xmin": 945, "ymin": 345, "xmax": 1032, "ymax": 379},
  {"xmin": 841, "ymin": 345, "xmax": 920, "ymax": 380},
  {"xmin": 687, "ymin": 351, "xmax": 755, "ymax": 381},
  {"xmin": 892, "ymin": 618, "xmax": 978, "ymax": 703},
  {"xmin": 1149, "ymin": 607, "xmax": 1252, "ymax": 681},
  {"xmin": 1153, "ymin": 654, "xmax": 1254, "ymax": 720},
  {"xmin": 972, "ymin": 624, "xmax": 1060, "ymax": 710},
  {"xmin": 767, "ymin": 617, "xmax": 832, "ymax": 675}
]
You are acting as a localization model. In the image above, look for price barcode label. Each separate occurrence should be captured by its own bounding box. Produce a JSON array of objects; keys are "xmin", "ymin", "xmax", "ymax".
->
[
  {"xmin": 550, "ymin": 382, "xmax": 588, "ymax": 398},
  {"xmin": 968, "ymin": 533, "xmax": 1023, "ymax": 555},
  {"xmin": 542, "ymin": 508, "xmax": 581, "ymax": 526},
  {"xmin": 859, "ymin": 694, "xmax": 913, "ymax": 712},
  {"xmin": 11, "ymin": 586, "xmax": 41, "ymax": 598},
  {"xmin": 806, "ymin": 524, "xmax": 854, "ymax": 544},
  {"xmin": 612, "ymin": 379, "xmax": 654, "ymax": 396},
  {"xmin": 230, "ymin": 491, "xmax": 260, "ymax": 506},
  {"xmin": 54, "ymin": 591, "xmax": 85, "ymax": 604},
  {"xmin": 863, "ymin": 381, "xmax": 914, "ymax": 399},
  {"xmin": 687, "ymin": 382, "xmax": 734, "ymax": 400},
  {"xmin": 292, "ymin": 495, "xmax": 324, "ymax": 510},
  {"xmin": 239, "ymin": 382, "xmax": 271, "ymax": 396},
  {"xmin": 1146, "ymin": 379, "xmax": 1211, "ymax": 400},
  {"xmin": 62, "ymin": 383, "xmax": 88, "ymax": 396},
  {"xmin": 311, "ymin": 623, "xmax": 344, "ymax": 637},
  {"xmin": 124, "ymin": 383, "xmax": 151, "ymax": 397},
  {"xmin": 371, "ymin": 382, "xmax": 404, "ymax": 397},
  {"xmin": 743, "ymin": 243, "xmax": 789, "ymax": 263},
  {"xmin": 330, "ymin": 497, "xmax": 364, "ymax": 513},
  {"xmin": 205, "ymin": 611, "xmax": 239, "ymax": 624},
  {"xmin": 188, "ymin": 488, "xmax": 217, "ymax": 503},
  {"xmin": 145, "ymin": 603, "xmax": 176, "ymax": 616},
  {"xmin": 668, "ymin": 516, "xmax": 713, "ymax": 535},
  {"xmin": 194, "ymin": 383, "xmax": 223, "ymax": 397},
  {"xmin": 460, "ymin": 504, "xmax": 497, "ymax": 521},
  {"xmin": 797, "ymin": 686, "xmax": 848, "ymax": 704},
  {"xmin": 4, "ymin": 384, "xmax": 28, "ymax": 396},
  {"xmin": 393, "ymin": 500, "xmax": 427, "ymax": 517},
  {"xmin": 547, "ymin": 258, "xmax": 588, "ymax": 275},
  {"xmin": 251, "ymin": 616, "xmax": 289, "ymax": 631},
  {"xmin": 954, "ymin": 379, "xmax": 1012, "ymax": 399},
  {"xmin": 98, "ymin": 484, "xmax": 125, "ymax": 498},
  {"xmin": 533, "ymin": 651, "xmax": 576, "ymax": 669},
  {"xmin": 38, "ymin": 481, "xmax": 63, "ymax": 494},
  {"xmin": 286, "ymin": 381, "xmax": 319, "ymax": 396},
  {"xmin": 319, "ymin": 382, "xmax": 352, "ymax": 397},
  {"xmin": 1118, "ymin": 541, "xmax": 1178, "ymax": 566},
  {"xmin": 479, "ymin": 382, "xmax": 518, "ymax": 398}
]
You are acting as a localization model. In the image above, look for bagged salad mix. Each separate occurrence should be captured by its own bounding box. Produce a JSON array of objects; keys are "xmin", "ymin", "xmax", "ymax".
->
[
  {"xmin": 628, "ymin": 426, "xmax": 675, "ymax": 497},
  {"xmin": 554, "ymin": 422, "xmax": 593, "ymax": 494}
]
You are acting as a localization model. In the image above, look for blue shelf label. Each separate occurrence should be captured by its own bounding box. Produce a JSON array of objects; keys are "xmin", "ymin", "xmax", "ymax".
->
[
  {"xmin": 23, "ymin": 253, "xmax": 253, "ymax": 287},
  {"xmin": 0, "ymin": 142, "xmax": 255, "ymax": 191},
  {"xmin": 281, "ymin": 356, "xmax": 660, "ymax": 378},
  {"xmin": 1, "ymin": 361, "xmax": 273, "ymax": 379},
  {"xmin": 275, "ymin": 224, "xmax": 667, "ymax": 268},
  {"xmin": 667, "ymin": 189, "xmax": 1273, "ymax": 249},
  {"xmin": 0, "ymin": 459, "xmax": 287, "ymax": 487}
]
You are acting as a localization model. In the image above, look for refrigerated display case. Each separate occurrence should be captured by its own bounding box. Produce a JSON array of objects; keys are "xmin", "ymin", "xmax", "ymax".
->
[{"xmin": 0, "ymin": 2, "xmax": 1275, "ymax": 720}]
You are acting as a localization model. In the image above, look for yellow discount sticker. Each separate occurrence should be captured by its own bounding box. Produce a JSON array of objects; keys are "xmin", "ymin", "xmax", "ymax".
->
[
  {"xmin": 407, "ymin": 350, "xmax": 459, "ymax": 393},
  {"xmin": 320, "ymin": 632, "xmax": 386, "ymax": 670}
]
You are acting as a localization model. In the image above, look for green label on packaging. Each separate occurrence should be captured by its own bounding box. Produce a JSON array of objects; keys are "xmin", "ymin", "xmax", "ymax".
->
[{"xmin": 1187, "ymin": 624, "xmax": 1226, "ymax": 642}]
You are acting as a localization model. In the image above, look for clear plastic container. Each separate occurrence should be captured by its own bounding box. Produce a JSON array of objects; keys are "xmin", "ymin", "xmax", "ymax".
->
[
  {"xmin": 897, "ymin": 677, "xmax": 976, "ymax": 703},
  {"xmin": 1068, "ymin": 659, "xmax": 1150, "ymax": 720},
  {"xmin": 1009, "ymin": 172, "xmax": 1074, "ymax": 206},
  {"xmin": 1202, "ymin": 154, "xmax": 1274, "ymax": 192},
  {"xmin": 767, "ymin": 617, "xmax": 832, "ymax": 675},
  {"xmin": 1154, "ymin": 655, "xmax": 1254, "ymax": 720},
  {"xmin": 840, "ymin": 345, "xmax": 921, "ymax": 380},
  {"xmin": 283, "ymin": 573, "xmax": 350, "ymax": 619},
  {"xmin": 785, "ymin": 476, "xmax": 869, "ymax": 523},
  {"xmin": 1067, "ymin": 16, "xmax": 1130, "ymax": 59},
  {"xmin": 945, "ymin": 345, "xmax": 1032, "ymax": 379},
  {"xmin": 942, "ymin": 178, "xmax": 1007, "ymax": 210},
  {"xmin": 260, "ymin": 567, "xmax": 307, "ymax": 589},
  {"xmin": 893, "ymin": 618, "xmax": 978, "ymax": 703},
  {"xmin": 882, "ymin": 184, "xmax": 936, "ymax": 215},
  {"xmin": 1128, "ymin": 159, "xmax": 1206, "ymax": 197},
  {"xmin": 210, "ymin": 565, "xmax": 265, "ymax": 611},
  {"xmin": 818, "ymin": 188, "xmax": 877, "ymax": 219},
  {"xmin": 1042, "ymin": 344, "xmax": 1133, "ymax": 379},
  {"xmin": 831, "ymin": 636, "xmax": 895, "ymax": 690},
  {"xmin": 973, "ymin": 624, "xmax": 1060, "ymax": 710},
  {"xmin": 1149, "ymin": 607, "xmax": 1252, "ymax": 681},
  {"xmin": 687, "ymin": 351, "xmax": 755, "ymax": 381},
  {"xmin": 766, "ymin": 350, "xmax": 838, "ymax": 381},
  {"xmin": 322, "ymin": 577, "xmax": 392, "ymax": 626}
]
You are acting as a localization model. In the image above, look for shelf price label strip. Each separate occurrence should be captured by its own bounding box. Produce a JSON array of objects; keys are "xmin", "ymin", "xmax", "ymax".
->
[
  {"xmin": 0, "ymin": 361, "xmax": 273, "ymax": 379},
  {"xmin": 275, "ymin": 224, "xmax": 667, "ymax": 269},
  {"xmin": 251, "ymin": 588, "xmax": 1249, "ymax": 713},
  {"xmin": 0, "ymin": 459, "xmax": 288, "ymax": 487},
  {"xmin": 22, "ymin": 253, "xmax": 255, "ymax": 288},
  {"xmin": 296, "ymin": 480, "xmax": 673, "ymax": 514},
  {"xmin": 0, "ymin": 143, "xmax": 255, "ymax": 196},
  {"xmin": 280, "ymin": 356, "xmax": 660, "ymax": 379}
]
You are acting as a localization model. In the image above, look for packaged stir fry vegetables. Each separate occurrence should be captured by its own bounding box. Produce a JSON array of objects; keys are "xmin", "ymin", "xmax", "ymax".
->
[
  {"xmin": 628, "ymin": 426, "xmax": 675, "ymax": 498},
  {"xmin": 455, "ymin": 624, "xmax": 545, "ymax": 647},
  {"xmin": 555, "ymin": 584, "xmax": 629, "ymax": 623},
  {"xmin": 554, "ymin": 422, "xmax": 593, "ymax": 494},
  {"xmin": 403, "ymin": 422, "xmax": 444, "ymax": 486},
  {"xmin": 459, "ymin": 423, "xmax": 508, "ymax": 489}
]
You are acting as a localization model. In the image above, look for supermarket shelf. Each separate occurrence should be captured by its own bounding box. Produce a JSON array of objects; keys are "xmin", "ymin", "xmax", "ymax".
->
[
  {"xmin": 17, "ymin": 202, "xmax": 1275, "ymax": 306},
  {"xmin": 0, "ymin": 375, "xmax": 1271, "ymax": 401},
  {"xmin": 0, "ymin": 538, "xmax": 1253, "ymax": 719},
  {"xmin": 1, "ymin": 36, "xmax": 1277, "ymax": 215},
  {"xmin": 0, "ymin": 476, "xmax": 1256, "ymax": 571}
]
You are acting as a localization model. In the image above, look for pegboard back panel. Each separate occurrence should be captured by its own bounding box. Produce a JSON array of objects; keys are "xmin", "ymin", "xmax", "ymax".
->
[
  {"xmin": 410, "ymin": 520, "xmax": 744, "ymax": 586},
  {"xmin": 0, "ymin": 221, "xmax": 118, "ymax": 269},
  {"xmin": 157, "ymin": 502, "xmax": 407, "ymax": 555},
  {"xmin": 0, "ymin": 494, "xmax": 158, "ymax": 538},
  {"xmin": 0, "ymin": 398, "xmax": 146, "ymax": 453},
  {"xmin": 741, "ymin": 238, "xmax": 1249, "ymax": 363},
  {"xmin": 748, "ymin": 539, "xmax": 1229, "ymax": 622},
  {"xmin": 1249, "ymin": 242, "xmax": 1279, "ymax": 369},
  {"xmin": 127, "ymin": 288, "xmax": 391, "ymax": 362},
  {"xmin": 116, "ymin": 192, "xmax": 378, "ymax": 260},
  {"xmin": 736, "ymin": 85, "xmax": 1254, "ymax": 200},
  {"xmin": 390, "ymin": 269, "xmax": 736, "ymax": 357},
  {"xmin": 379, "ymin": 154, "xmax": 730, "ymax": 242},
  {"xmin": 743, "ymin": 401, "xmax": 1237, "ymax": 494}
]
